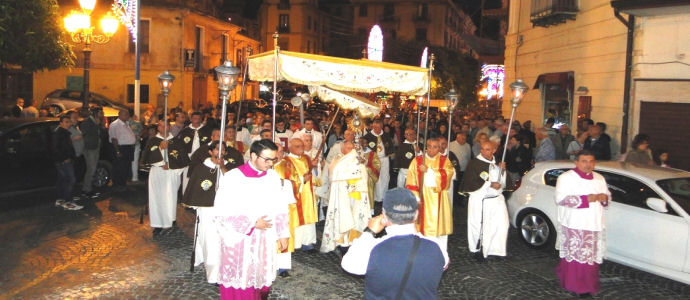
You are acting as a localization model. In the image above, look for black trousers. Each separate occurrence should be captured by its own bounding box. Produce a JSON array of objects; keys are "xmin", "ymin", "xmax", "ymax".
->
[{"xmin": 113, "ymin": 144, "xmax": 134, "ymax": 186}]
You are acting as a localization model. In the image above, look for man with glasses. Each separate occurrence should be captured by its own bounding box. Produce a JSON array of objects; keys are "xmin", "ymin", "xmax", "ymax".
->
[
  {"xmin": 405, "ymin": 138, "xmax": 455, "ymax": 252},
  {"xmin": 213, "ymin": 139, "xmax": 290, "ymax": 299}
]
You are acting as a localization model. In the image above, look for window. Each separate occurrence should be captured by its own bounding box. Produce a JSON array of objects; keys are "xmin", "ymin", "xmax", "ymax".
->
[
  {"xmin": 127, "ymin": 84, "xmax": 149, "ymax": 104},
  {"xmin": 221, "ymin": 34, "xmax": 228, "ymax": 63},
  {"xmin": 544, "ymin": 168, "xmax": 569, "ymax": 187},
  {"xmin": 278, "ymin": 37, "xmax": 289, "ymax": 50},
  {"xmin": 279, "ymin": 14, "xmax": 290, "ymax": 33},
  {"xmin": 383, "ymin": 3, "xmax": 394, "ymax": 17},
  {"xmin": 390, "ymin": 29, "xmax": 397, "ymax": 39},
  {"xmin": 599, "ymin": 171, "xmax": 665, "ymax": 213},
  {"xmin": 307, "ymin": 16, "xmax": 312, "ymax": 30},
  {"xmin": 359, "ymin": 4, "xmax": 368, "ymax": 17},
  {"xmin": 415, "ymin": 28, "xmax": 427, "ymax": 41},
  {"xmin": 278, "ymin": 0, "xmax": 290, "ymax": 10},
  {"xmin": 531, "ymin": 0, "xmax": 578, "ymax": 27},
  {"xmin": 417, "ymin": 4, "xmax": 428, "ymax": 19},
  {"xmin": 535, "ymin": 72, "xmax": 573, "ymax": 127},
  {"xmin": 657, "ymin": 178, "xmax": 690, "ymax": 215},
  {"xmin": 307, "ymin": 40, "xmax": 311, "ymax": 53},
  {"xmin": 129, "ymin": 20, "xmax": 150, "ymax": 53}
]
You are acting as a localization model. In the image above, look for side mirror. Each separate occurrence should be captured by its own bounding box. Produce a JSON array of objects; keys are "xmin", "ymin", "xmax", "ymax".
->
[{"xmin": 646, "ymin": 197, "xmax": 668, "ymax": 213}]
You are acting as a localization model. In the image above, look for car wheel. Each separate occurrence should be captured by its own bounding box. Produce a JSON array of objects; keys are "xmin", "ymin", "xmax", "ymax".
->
[
  {"xmin": 93, "ymin": 161, "xmax": 112, "ymax": 188},
  {"xmin": 518, "ymin": 209, "xmax": 555, "ymax": 249},
  {"xmin": 49, "ymin": 105, "xmax": 62, "ymax": 116}
]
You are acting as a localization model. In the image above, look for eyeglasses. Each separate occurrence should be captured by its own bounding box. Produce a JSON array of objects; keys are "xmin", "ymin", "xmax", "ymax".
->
[{"xmin": 259, "ymin": 155, "xmax": 279, "ymax": 163}]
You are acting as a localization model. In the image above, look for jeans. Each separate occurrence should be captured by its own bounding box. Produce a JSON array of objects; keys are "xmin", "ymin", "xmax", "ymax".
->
[
  {"xmin": 55, "ymin": 160, "xmax": 76, "ymax": 201},
  {"xmin": 82, "ymin": 148, "xmax": 100, "ymax": 193}
]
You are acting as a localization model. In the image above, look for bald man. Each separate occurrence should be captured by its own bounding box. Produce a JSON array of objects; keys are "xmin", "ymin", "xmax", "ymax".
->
[
  {"xmin": 460, "ymin": 140, "xmax": 508, "ymax": 261},
  {"xmin": 321, "ymin": 140, "xmax": 371, "ymax": 254}
]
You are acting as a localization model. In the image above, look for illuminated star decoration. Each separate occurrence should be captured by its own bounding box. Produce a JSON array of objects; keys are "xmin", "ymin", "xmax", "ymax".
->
[
  {"xmin": 367, "ymin": 25, "xmax": 384, "ymax": 62},
  {"xmin": 480, "ymin": 64, "xmax": 505, "ymax": 99},
  {"xmin": 112, "ymin": 0, "xmax": 137, "ymax": 42}
]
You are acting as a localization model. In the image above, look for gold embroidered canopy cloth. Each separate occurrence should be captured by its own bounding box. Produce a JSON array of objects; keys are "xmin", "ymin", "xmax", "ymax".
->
[{"xmin": 248, "ymin": 50, "xmax": 429, "ymax": 96}]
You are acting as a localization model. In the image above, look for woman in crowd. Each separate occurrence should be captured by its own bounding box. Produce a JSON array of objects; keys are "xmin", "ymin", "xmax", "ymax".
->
[
  {"xmin": 472, "ymin": 132, "xmax": 488, "ymax": 157},
  {"xmin": 624, "ymin": 134, "xmax": 653, "ymax": 165}
]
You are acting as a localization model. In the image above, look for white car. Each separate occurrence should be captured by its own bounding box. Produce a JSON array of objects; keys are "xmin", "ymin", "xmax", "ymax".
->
[{"xmin": 507, "ymin": 161, "xmax": 690, "ymax": 285}]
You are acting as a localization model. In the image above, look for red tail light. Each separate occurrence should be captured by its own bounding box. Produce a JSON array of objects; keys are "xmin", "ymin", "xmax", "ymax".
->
[{"xmin": 513, "ymin": 177, "xmax": 522, "ymax": 190}]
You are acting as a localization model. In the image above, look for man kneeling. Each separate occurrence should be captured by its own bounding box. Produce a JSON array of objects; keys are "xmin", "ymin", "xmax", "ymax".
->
[{"xmin": 341, "ymin": 188, "xmax": 449, "ymax": 299}]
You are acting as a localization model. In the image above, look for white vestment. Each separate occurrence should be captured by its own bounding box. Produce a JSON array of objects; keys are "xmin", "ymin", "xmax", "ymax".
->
[
  {"xmin": 277, "ymin": 178, "xmax": 297, "ymax": 270},
  {"xmin": 466, "ymin": 154, "xmax": 509, "ymax": 258},
  {"xmin": 193, "ymin": 160, "xmax": 221, "ymax": 283},
  {"xmin": 148, "ymin": 133, "xmax": 183, "ymax": 228},
  {"xmin": 212, "ymin": 164, "xmax": 290, "ymax": 289},
  {"xmin": 372, "ymin": 132, "xmax": 390, "ymax": 203},
  {"xmin": 320, "ymin": 151, "xmax": 372, "ymax": 253}
]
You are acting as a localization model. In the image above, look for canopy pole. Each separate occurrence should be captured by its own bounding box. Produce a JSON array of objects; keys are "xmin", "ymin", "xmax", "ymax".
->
[
  {"xmin": 272, "ymin": 32, "xmax": 279, "ymax": 143},
  {"xmin": 316, "ymin": 106, "xmax": 340, "ymax": 155},
  {"xmin": 236, "ymin": 46, "xmax": 252, "ymax": 127},
  {"xmin": 423, "ymin": 53, "xmax": 434, "ymax": 165}
]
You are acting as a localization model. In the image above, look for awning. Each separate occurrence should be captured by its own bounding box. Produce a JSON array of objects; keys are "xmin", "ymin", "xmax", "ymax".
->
[
  {"xmin": 248, "ymin": 50, "xmax": 429, "ymax": 95},
  {"xmin": 533, "ymin": 72, "xmax": 574, "ymax": 90}
]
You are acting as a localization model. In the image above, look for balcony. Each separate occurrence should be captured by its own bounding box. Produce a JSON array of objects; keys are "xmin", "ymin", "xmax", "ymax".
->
[
  {"xmin": 379, "ymin": 15, "xmax": 399, "ymax": 24},
  {"xmin": 413, "ymin": 15, "xmax": 430, "ymax": 24},
  {"xmin": 530, "ymin": 0, "xmax": 578, "ymax": 27}
]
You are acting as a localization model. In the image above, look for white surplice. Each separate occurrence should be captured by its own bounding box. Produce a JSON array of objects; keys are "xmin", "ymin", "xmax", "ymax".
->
[
  {"xmin": 149, "ymin": 133, "xmax": 183, "ymax": 229},
  {"xmin": 466, "ymin": 154, "xmax": 509, "ymax": 258},
  {"xmin": 320, "ymin": 150, "xmax": 372, "ymax": 253},
  {"xmin": 193, "ymin": 159, "xmax": 222, "ymax": 284},
  {"xmin": 212, "ymin": 164, "xmax": 290, "ymax": 289}
]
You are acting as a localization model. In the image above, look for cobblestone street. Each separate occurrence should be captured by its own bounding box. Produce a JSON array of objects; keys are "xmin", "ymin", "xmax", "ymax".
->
[{"xmin": 1, "ymin": 185, "xmax": 689, "ymax": 299}]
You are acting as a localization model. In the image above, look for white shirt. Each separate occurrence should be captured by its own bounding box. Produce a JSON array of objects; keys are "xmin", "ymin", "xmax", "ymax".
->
[
  {"xmin": 448, "ymin": 141, "xmax": 471, "ymax": 172},
  {"xmin": 341, "ymin": 223, "xmax": 449, "ymax": 275},
  {"xmin": 108, "ymin": 118, "xmax": 136, "ymax": 145}
]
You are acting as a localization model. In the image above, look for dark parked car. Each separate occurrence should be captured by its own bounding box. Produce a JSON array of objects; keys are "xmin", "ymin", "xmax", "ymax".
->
[{"xmin": 0, "ymin": 118, "xmax": 113, "ymax": 197}]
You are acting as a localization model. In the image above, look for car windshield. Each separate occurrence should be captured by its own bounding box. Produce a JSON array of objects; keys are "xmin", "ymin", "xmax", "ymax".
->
[{"xmin": 657, "ymin": 177, "xmax": 690, "ymax": 215}]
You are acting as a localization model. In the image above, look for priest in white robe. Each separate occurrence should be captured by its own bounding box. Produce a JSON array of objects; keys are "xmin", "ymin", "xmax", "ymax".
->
[
  {"xmin": 460, "ymin": 140, "xmax": 509, "ymax": 260},
  {"xmin": 142, "ymin": 120, "xmax": 186, "ymax": 235},
  {"xmin": 213, "ymin": 139, "xmax": 290, "ymax": 299},
  {"xmin": 320, "ymin": 141, "xmax": 372, "ymax": 253}
]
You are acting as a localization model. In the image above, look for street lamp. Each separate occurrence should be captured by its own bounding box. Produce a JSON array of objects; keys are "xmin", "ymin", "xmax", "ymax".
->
[
  {"xmin": 157, "ymin": 70, "xmax": 175, "ymax": 166},
  {"xmin": 500, "ymin": 79, "xmax": 529, "ymax": 163},
  {"xmin": 445, "ymin": 88, "xmax": 459, "ymax": 143},
  {"xmin": 64, "ymin": 0, "xmax": 119, "ymax": 108},
  {"xmin": 214, "ymin": 60, "xmax": 241, "ymax": 165}
]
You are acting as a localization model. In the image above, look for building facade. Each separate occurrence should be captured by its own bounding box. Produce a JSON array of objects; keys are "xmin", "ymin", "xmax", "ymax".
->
[
  {"xmin": 504, "ymin": 0, "xmax": 690, "ymax": 169},
  {"xmin": 258, "ymin": 0, "xmax": 331, "ymax": 54},
  {"xmin": 351, "ymin": 0, "xmax": 477, "ymax": 58},
  {"xmin": 34, "ymin": 0, "xmax": 260, "ymax": 114}
]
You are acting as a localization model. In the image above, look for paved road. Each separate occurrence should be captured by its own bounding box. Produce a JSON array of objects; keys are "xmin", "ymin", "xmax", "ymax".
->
[{"xmin": 0, "ymin": 185, "xmax": 688, "ymax": 299}]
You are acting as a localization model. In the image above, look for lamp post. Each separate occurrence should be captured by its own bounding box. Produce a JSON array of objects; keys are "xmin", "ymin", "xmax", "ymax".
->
[
  {"xmin": 214, "ymin": 60, "xmax": 241, "ymax": 166},
  {"xmin": 157, "ymin": 70, "xmax": 175, "ymax": 166},
  {"xmin": 500, "ymin": 79, "xmax": 529, "ymax": 163},
  {"xmin": 64, "ymin": 0, "xmax": 119, "ymax": 109},
  {"xmin": 445, "ymin": 88, "xmax": 459, "ymax": 143}
]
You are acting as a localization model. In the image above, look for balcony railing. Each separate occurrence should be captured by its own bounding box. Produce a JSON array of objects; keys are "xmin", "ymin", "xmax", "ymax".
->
[
  {"xmin": 530, "ymin": 0, "xmax": 578, "ymax": 27},
  {"xmin": 278, "ymin": 26, "xmax": 290, "ymax": 34}
]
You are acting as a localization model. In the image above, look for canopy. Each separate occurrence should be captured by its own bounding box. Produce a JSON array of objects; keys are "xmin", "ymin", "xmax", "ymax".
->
[
  {"xmin": 308, "ymin": 86, "xmax": 381, "ymax": 118},
  {"xmin": 248, "ymin": 50, "xmax": 429, "ymax": 96}
]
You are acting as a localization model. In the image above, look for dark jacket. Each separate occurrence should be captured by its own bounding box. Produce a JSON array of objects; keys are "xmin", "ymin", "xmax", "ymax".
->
[
  {"xmin": 365, "ymin": 235, "xmax": 445, "ymax": 300},
  {"xmin": 80, "ymin": 117, "xmax": 101, "ymax": 150},
  {"xmin": 584, "ymin": 135, "xmax": 611, "ymax": 160},
  {"xmin": 363, "ymin": 131, "xmax": 394, "ymax": 156},
  {"xmin": 52, "ymin": 127, "xmax": 75, "ymax": 162},
  {"xmin": 506, "ymin": 145, "xmax": 532, "ymax": 175},
  {"xmin": 11, "ymin": 105, "xmax": 22, "ymax": 118}
]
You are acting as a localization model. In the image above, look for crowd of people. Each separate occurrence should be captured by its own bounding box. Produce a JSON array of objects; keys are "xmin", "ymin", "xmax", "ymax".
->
[{"xmin": 45, "ymin": 98, "xmax": 677, "ymax": 299}]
